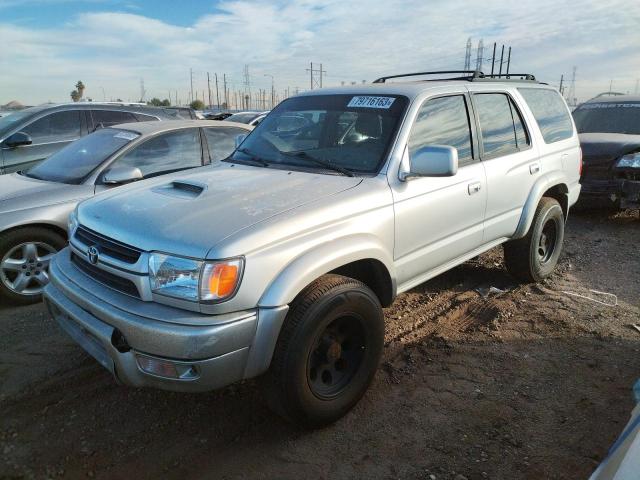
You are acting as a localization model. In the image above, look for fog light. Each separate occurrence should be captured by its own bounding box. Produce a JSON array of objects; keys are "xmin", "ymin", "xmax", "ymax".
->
[{"xmin": 135, "ymin": 354, "xmax": 198, "ymax": 380}]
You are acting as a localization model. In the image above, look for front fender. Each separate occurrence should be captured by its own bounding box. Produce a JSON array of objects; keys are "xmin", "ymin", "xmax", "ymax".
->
[
  {"xmin": 513, "ymin": 172, "xmax": 568, "ymax": 239},
  {"xmin": 258, "ymin": 234, "xmax": 396, "ymax": 308}
]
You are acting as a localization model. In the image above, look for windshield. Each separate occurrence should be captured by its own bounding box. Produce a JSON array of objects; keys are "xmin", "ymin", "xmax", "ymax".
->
[
  {"xmin": 26, "ymin": 128, "xmax": 139, "ymax": 184},
  {"xmin": 227, "ymin": 94, "xmax": 408, "ymax": 175},
  {"xmin": 573, "ymin": 102, "xmax": 640, "ymax": 135},
  {"xmin": 225, "ymin": 112, "xmax": 260, "ymax": 124}
]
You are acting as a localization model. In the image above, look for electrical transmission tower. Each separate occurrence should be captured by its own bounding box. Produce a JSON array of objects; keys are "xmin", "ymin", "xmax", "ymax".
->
[
  {"xmin": 139, "ymin": 78, "xmax": 146, "ymax": 102},
  {"xmin": 306, "ymin": 62, "xmax": 326, "ymax": 89},
  {"xmin": 567, "ymin": 66, "xmax": 577, "ymax": 107},
  {"xmin": 243, "ymin": 65, "xmax": 251, "ymax": 110},
  {"xmin": 475, "ymin": 39, "xmax": 484, "ymax": 71},
  {"xmin": 464, "ymin": 37, "xmax": 472, "ymax": 70}
]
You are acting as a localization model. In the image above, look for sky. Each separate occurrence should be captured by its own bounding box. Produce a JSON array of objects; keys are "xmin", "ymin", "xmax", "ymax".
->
[{"xmin": 0, "ymin": 0, "xmax": 639, "ymax": 106}]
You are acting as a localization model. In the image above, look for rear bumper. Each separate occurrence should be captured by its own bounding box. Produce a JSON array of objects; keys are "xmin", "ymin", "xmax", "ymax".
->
[
  {"xmin": 44, "ymin": 249, "xmax": 288, "ymax": 392},
  {"xmin": 580, "ymin": 178, "xmax": 640, "ymax": 209}
]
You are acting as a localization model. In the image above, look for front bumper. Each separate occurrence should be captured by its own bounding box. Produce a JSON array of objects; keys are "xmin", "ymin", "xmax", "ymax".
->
[
  {"xmin": 580, "ymin": 178, "xmax": 640, "ymax": 209},
  {"xmin": 44, "ymin": 248, "xmax": 288, "ymax": 392}
]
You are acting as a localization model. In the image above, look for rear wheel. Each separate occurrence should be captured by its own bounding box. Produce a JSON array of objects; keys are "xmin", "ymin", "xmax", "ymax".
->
[
  {"xmin": 0, "ymin": 227, "xmax": 66, "ymax": 305},
  {"xmin": 263, "ymin": 274, "xmax": 384, "ymax": 428},
  {"xmin": 503, "ymin": 197, "xmax": 565, "ymax": 283}
]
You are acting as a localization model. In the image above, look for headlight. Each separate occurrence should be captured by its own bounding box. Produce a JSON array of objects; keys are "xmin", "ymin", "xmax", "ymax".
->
[
  {"xmin": 616, "ymin": 152, "xmax": 640, "ymax": 168},
  {"xmin": 68, "ymin": 208, "xmax": 78, "ymax": 235},
  {"xmin": 148, "ymin": 253, "xmax": 243, "ymax": 303}
]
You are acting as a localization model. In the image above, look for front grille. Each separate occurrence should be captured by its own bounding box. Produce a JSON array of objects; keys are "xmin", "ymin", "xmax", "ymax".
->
[
  {"xmin": 74, "ymin": 226, "xmax": 142, "ymax": 264},
  {"xmin": 71, "ymin": 253, "xmax": 140, "ymax": 298}
]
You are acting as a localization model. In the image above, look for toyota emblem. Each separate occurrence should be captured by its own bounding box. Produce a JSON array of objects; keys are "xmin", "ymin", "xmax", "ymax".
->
[{"xmin": 87, "ymin": 246, "xmax": 99, "ymax": 265}]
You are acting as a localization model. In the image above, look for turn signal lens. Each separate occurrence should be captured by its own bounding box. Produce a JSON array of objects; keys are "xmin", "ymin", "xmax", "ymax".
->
[{"xmin": 200, "ymin": 259, "xmax": 243, "ymax": 302}]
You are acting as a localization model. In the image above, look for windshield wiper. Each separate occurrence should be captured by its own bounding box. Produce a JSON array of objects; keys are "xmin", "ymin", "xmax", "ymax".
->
[
  {"xmin": 280, "ymin": 150, "xmax": 354, "ymax": 177},
  {"xmin": 234, "ymin": 147, "xmax": 270, "ymax": 167}
]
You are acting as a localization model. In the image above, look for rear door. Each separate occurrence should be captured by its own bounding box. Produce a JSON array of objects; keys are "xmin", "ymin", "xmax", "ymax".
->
[
  {"xmin": 471, "ymin": 91, "xmax": 539, "ymax": 241},
  {"xmin": 1, "ymin": 109, "xmax": 82, "ymax": 172},
  {"xmin": 391, "ymin": 93, "xmax": 487, "ymax": 287}
]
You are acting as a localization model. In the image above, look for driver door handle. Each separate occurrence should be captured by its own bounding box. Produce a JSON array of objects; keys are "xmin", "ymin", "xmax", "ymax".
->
[{"xmin": 468, "ymin": 181, "xmax": 482, "ymax": 195}]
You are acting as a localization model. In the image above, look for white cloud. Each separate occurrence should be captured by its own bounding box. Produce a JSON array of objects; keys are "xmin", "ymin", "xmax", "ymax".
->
[{"xmin": 0, "ymin": 0, "xmax": 638, "ymax": 105}]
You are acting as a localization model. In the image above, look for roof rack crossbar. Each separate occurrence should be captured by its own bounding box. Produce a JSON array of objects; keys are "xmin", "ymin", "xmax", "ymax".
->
[{"xmin": 372, "ymin": 71, "xmax": 538, "ymax": 84}]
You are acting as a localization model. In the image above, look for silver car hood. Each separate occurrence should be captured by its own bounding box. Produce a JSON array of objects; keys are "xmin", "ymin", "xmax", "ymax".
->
[
  {"xmin": 0, "ymin": 173, "xmax": 90, "ymax": 214},
  {"xmin": 78, "ymin": 163, "xmax": 363, "ymax": 259}
]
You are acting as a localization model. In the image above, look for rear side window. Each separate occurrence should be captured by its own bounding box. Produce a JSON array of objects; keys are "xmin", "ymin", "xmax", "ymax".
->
[
  {"xmin": 133, "ymin": 113, "xmax": 160, "ymax": 122},
  {"xmin": 204, "ymin": 127, "xmax": 247, "ymax": 162},
  {"xmin": 474, "ymin": 93, "xmax": 524, "ymax": 158},
  {"xmin": 518, "ymin": 88, "xmax": 574, "ymax": 143},
  {"xmin": 91, "ymin": 110, "xmax": 137, "ymax": 129},
  {"xmin": 22, "ymin": 110, "xmax": 81, "ymax": 143},
  {"xmin": 408, "ymin": 95, "xmax": 474, "ymax": 166}
]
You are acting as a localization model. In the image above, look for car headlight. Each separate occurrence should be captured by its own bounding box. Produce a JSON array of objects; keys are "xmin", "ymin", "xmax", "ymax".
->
[
  {"xmin": 148, "ymin": 253, "xmax": 243, "ymax": 303},
  {"xmin": 68, "ymin": 208, "xmax": 79, "ymax": 235},
  {"xmin": 616, "ymin": 152, "xmax": 640, "ymax": 168}
]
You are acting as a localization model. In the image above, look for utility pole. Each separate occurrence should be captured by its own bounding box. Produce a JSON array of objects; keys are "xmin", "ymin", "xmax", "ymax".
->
[
  {"xmin": 264, "ymin": 74, "xmax": 274, "ymax": 109},
  {"xmin": 475, "ymin": 39, "xmax": 484, "ymax": 71},
  {"xmin": 189, "ymin": 68, "xmax": 194, "ymax": 104},
  {"xmin": 464, "ymin": 37, "xmax": 472, "ymax": 70},
  {"xmin": 559, "ymin": 74, "xmax": 564, "ymax": 95},
  {"xmin": 223, "ymin": 74, "xmax": 228, "ymax": 109},
  {"xmin": 243, "ymin": 65, "xmax": 251, "ymax": 109},
  {"xmin": 490, "ymin": 42, "xmax": 496, "ymax": 76},
  {"xmin": 207, "ymin": 73, "xmax": 212, "ymax": 108},
  {"xmin": 215, "ymin": 73, "xmax": 220, "ymax": 109},
  {"xmin": 498, "ymin": 45, "xmax": 504, "ymax": 76},
  {"xmin": 505, "ymin": 46, "xmax": 511, "ymax": 76}
]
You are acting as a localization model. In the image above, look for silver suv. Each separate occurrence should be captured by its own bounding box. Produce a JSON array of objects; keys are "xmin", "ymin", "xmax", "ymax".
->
[{"xmin": 44, "ymin": 71, "xmax": 582, "ymax": 428}]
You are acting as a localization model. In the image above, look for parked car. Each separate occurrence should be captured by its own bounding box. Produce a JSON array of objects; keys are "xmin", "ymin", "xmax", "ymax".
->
[
  {"xmin": 164, "ymin": 106, "xmax": 197, "ymax": 120},
  {"xmin": 0, "ymin": 120, "xmax": 252, "ymax": 304},
  {"xmin": 572, "ymin": 95, "xmax": 640, "ymax": 209},
  {"xmin": 203, "ymin": 111, "xmax": 233, "ymax": 120},
  {"xmin": 44, "ymin": 71, "xmax": 581, "ymax": 427},
  {"xmin": 224, "ymin": 110, "xmax": 269, "ymax": 126},
  {"xmin": 0, "ymin": 102, "xmax": 179, "ymax": 174}
]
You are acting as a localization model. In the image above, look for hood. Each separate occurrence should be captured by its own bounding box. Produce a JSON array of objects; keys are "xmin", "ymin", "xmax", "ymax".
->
[
  {"xmin": 78, "ymin": 163, "xmax": 362, "ymax": 259},
  {"xmin": 579, "ymin": 133, "xmax": 640, "ymax": 167},
  {"xmin": 0, "ymin": 173, "xmax": 91, "ymax": 214}
]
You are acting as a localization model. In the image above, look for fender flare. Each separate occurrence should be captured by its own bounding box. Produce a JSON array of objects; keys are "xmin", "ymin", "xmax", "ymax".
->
[
  {"xmin": 513, "ymin": 171, "xmax": 568, "ymax": 239},
  {"xmin": 258, "ymin": 234, "xmax": 397, "ymax": 308}
]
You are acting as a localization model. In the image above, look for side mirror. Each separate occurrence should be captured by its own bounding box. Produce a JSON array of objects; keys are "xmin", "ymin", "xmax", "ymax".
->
[
  {"xmin": 400, "ymin": 145, "xmax": 458, "ymax": 181},
  {"xmin": 4, "ymin": 132, "xmax": 32, "ymax": 148},
  {"xmin": 102, "ymin": 166, "xmax": 143, "ymax": 185},
  {"xmin": 234, "ymin": 134, "xmax": 247, "ymax": 148}
]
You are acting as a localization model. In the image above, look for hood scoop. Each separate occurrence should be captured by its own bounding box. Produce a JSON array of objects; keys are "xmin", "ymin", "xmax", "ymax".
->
[{"xmin": 152, "ymin": 180, "xmax": 207, "ymax": 199}]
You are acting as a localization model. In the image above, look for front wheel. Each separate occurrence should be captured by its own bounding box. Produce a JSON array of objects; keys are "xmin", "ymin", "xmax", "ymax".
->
[
  {"xmin": 263, "ymin": 274, "xmax": 384, "ymax": 428},
  {"xmin": 0, "ymin": 227, "xmax": 66, "ymax": 305},
  {"xmin": 503, "ymin": 197, "xmax": 565, "ymax": 283}
]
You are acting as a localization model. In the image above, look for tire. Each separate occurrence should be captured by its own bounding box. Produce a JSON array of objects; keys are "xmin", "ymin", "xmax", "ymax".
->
[
  {"xmin": 0, "ymin": 227, "xmax": 66, "ymax": 306},
  {"xmin": 263, "ymin": 274, "xmax": 384, "ymax": 428},
  {"xmin": 503, "ymin": 197, "xmax": 565, "ymax": 283}
]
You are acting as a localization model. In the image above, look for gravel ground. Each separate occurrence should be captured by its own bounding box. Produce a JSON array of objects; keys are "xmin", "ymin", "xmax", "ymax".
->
[{"xmin": 1, "ymin": 210, "xmax": 639, "ymax": 480}]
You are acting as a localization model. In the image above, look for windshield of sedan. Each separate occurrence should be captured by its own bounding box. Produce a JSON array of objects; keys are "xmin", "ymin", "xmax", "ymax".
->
[
  {"xmin": 226, "ymin": 94, "xmax": 408, "ymax": 175},
  {"xmin": 573, "ymin": 102, "xmax": 640, "ymax": 135},
  {"xmin": 26, "ymin": 128, "xmax": 139, "ymax": 184}
]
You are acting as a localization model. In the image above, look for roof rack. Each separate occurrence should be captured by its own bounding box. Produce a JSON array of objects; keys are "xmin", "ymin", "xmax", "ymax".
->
[{"xmin": 372, "ymin": 70, "xmax": 537, "ymax": 83}]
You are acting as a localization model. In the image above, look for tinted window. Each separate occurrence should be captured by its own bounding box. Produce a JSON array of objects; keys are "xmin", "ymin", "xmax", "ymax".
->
[
  {"xmin": 27, "ymin": 128, "xmax": 139, "ymax": 184},
  {"xmin": 512, "ymin": 101, "xmax": 529, "ymax": 148},
  {"xmin": 408, "ymin": 95, "xmax": 473, "ymax": 166},
  {"xmin": 474, "ymin": 93, "xmax": 520, "ymax": 158},
  {"xmin": 111, "ymin": 128, "xmax": 202, "ymax": 178},
  {"xmin": 518, "ymin": 88, "xmax": 574, "ymax": 143},
  {"xmin": 133, "ymin": 113, "xmax": 160, "ymax": 122},
  {"xmin": 572, "ymin": 102, "xmax": 640, "ymax": 135},
  {"xmin": 204, "ymin": 127, "xmax": 246, "ymax": 162},
  {"xmin": 91, "ymin": 110, "xmax": 136, "ymax": 129},
  {"xmin": 22, "ymin": 110, "xmax": 81, "ymax": 143}
]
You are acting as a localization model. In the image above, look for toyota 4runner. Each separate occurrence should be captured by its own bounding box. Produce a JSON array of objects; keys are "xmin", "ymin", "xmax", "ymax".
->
[{"xmin": 43, "ymin": 71, "xmax": 582, "ymax": 428}]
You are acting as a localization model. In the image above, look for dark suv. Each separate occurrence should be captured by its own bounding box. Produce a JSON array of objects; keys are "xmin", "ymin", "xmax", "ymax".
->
[{"xmin": 0, "ymin": 103, "xmax": 179, "ymax": 174}]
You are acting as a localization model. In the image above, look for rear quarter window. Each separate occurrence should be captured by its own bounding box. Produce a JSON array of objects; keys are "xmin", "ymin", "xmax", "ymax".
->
[{"xmin": 518, "ymin": 88, "xmax": 574, "ymax": 143}]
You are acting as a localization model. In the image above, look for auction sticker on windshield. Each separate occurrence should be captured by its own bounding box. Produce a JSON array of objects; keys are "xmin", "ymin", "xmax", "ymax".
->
[
  {"xmin": 347, "ymin": 96, "xmax": 396, "ymax": 109},
  {"xmin": 114, "ymin": 131, "xmax": 139, "ymax": 141}
]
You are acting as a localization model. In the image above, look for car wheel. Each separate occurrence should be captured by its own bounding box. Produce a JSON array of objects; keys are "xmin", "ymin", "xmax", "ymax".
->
[
  {"xmin": 0, "ymin": 227, "xmax": 66, "ymax": 305},
  {"xmin": 503, "ymin": 197, "xmax": 565, "ymax": 283},
  {"xmin": 263, "ymin": 274, "xmax": 384, "ymax": 428}
]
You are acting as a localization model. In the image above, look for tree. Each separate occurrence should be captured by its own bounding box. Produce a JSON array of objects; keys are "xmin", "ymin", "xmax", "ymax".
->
[
  {"xmin": 147, "ymin": 97, "xmax": 163, "ymax": 106},
  {"xmin": 70, "ymin": 80, "xmax": 85, "ymax": 102},
  {"xmin": 70, "ymin": 90, "xmax": 81, "ymax": 102},
  {"xmin": 190, "ymin": 99, "xmax": 204, "ymax": 110}
]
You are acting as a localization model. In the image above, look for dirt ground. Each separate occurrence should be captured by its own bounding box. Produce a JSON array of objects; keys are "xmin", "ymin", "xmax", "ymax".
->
[{"xmin": 1, "ymin": 210, "xmax": 639, "ymax": 480}]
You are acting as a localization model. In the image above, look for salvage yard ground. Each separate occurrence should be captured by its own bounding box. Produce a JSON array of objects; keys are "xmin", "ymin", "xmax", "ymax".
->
[{"xmin": 1, "ymin": 210, "xmax": 639, "ymax": 480}]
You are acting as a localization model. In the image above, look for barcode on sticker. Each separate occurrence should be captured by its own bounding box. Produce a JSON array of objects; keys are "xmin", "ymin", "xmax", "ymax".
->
[{"xmin": 347, "ymin": 96, "xmax": 396, "ymax": 109}]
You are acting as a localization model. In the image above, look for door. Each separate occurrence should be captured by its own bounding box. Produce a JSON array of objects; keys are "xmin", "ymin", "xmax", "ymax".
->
[
  {"xmin": 99, "ymin": 128, "xmax": 204, "ymax": 184},
  {"xmin": 0, "ymin": 110, "xmax": 82, "ymax": 172},
  {"xmin": 471, "ymin": 92, "xmax": 540, "ymax": 241},
  {"xmin": 392, "ymin": 94, "xmax": 487, "ymax": 288}
]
